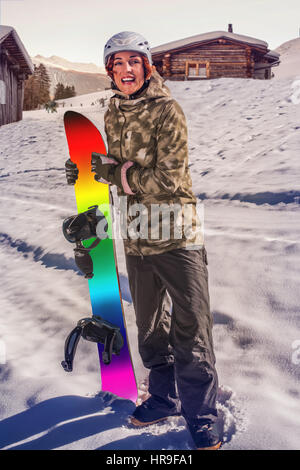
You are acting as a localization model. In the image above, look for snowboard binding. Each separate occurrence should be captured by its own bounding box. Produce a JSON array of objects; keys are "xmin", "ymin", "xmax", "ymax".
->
[
  {"xmin": 62, "ymin": 205, "xmax": 108, "ymax": 279},
  {"xmin": 61, "ymin": 315, "xmax": 124, "ymax": 371}
]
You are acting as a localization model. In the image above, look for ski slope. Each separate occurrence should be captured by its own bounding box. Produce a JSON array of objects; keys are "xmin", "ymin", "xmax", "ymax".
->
[{"xmin": 0, "ymin": 73, "xmax": 300, "ymax": 450}]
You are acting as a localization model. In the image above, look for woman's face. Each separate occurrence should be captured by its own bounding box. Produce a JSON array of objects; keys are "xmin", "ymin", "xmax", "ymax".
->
[{"xmin": 112, "ymin": 51, "xmax": 145, "ymax": 95}]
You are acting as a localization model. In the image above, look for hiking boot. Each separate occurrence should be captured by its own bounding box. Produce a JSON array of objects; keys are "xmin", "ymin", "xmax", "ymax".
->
[
  {"xmin": 187, "ymin": 422, "xmax": 221, "ymax": 450},
  {"xmin": 130, "ymin": 396, "xmax": 181, "ymax": 427}
]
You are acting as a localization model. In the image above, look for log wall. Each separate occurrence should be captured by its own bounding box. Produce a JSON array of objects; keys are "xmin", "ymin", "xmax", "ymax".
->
[
  {"xmin": 154, "ymin": 40, "xmax": 259, "ymax": 80},
  {"xmin": 0, "ymin": 48, "xmax": 24, "ymax": 126}
]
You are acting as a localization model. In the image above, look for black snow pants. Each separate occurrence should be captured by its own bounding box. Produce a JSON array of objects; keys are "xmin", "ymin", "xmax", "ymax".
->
[{"xmin": 125, "ymin": 246, "xmax": 218, "ymax": 426}]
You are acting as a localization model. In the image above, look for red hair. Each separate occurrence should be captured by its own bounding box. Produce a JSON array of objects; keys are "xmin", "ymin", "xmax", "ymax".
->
[{"xmin": 106, "ymin": 54, "xmax": 155, "ymax": 81}]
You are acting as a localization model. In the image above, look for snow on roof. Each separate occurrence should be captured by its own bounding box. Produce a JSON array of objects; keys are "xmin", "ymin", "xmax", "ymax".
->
[
  {"xmin": 264, "ymin": 50, "xmax": 280, "ymax": 60},
  {"xmin": 0, "ymin": 25, "xmax": 34, "ymax": 74},
  {"xmin": 151, "ymin": 30, "xmax": 269, "ymax": 55}
]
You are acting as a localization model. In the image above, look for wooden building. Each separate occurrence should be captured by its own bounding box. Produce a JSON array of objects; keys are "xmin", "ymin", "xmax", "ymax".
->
[
  {"xmin": 151, "ymin": 25, "xmax": 280, "ymax": 80},
  {"xmin": 0, "ymin": 26, "xmax": 34, "ymax": 126}
]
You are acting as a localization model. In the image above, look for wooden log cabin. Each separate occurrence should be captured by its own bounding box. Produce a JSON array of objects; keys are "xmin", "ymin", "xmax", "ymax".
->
[
  {"xmin": 151, "ymin": 25, "xmax": 280, "ymax": 80},
  {"xmin": 0, "ymin": 26, "xmax": 34, "ymax": 126}
]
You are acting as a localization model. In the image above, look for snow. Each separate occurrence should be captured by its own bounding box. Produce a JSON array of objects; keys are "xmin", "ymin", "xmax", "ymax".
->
[
  {"xmin": 0, "ymin": 69, "xmax": 300, "ymax": 450},
  {"xmin": 274, "ymin": 38, "xmax": 300, "ymax": 80},
  {"xmin": 55, "ymin": 90, "xmax": 113, "ymax": 108}
]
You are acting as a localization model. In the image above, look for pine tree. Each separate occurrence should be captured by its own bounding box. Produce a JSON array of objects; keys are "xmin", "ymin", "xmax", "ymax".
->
[
  {"xmin": 23, "ymin": 64, "xmax": 51, "ymax": 110},
  {"xmin": 36, "ymin": 63, "xmax": 51, "ymax": 105},
  {"xmin": 54, "ymin": 83, "xmax": 76, "ymax": 100},
  {"xmin": 23, "ymin": 65, "xmax": 39, "ymax": 110},
  {"xmin": 54, "ymin": 82, "xmax": 65, "ymax": 100},
  {"xmin": 64, "ymin": 85, "xmax": 76, "ymax": 98}
]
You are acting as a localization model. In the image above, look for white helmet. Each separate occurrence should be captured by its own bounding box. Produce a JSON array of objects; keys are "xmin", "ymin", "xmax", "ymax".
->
[{"xmin": 103, "ymin": 31, "xmax": 152, "ymax": 66}]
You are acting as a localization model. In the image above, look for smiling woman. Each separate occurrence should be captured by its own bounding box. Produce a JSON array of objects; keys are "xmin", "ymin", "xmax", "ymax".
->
[
  {"xmin": 65, "ymin": 30, "xmax": 221, "ymax": 450},
  {"xmin": 101, "ymin": 30, "xmax": 220, "ymax": 450},
  {"xmin": 111, "ymin": 52, "xmax": 145, "ymax": 95},
  {"xmin": 104, "ymin": 31, "xmax": 153, "ymax": 97}
]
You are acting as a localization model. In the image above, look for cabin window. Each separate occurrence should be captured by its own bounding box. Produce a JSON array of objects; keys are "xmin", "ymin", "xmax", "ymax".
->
[
  {"xmin": 199, "ymin": 65, "xmax": 207, "ymax": 78},
  {"xmin": 185, "ymin": 61, "xmax": 209, "ymax": 79},
  {"xmin": 188, "ymin": 64, "xmax": 197, "ymax": 76}
]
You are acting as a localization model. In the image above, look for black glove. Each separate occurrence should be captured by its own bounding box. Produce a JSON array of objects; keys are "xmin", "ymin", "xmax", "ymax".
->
[
  {"xmin": 91, "ymin": 153, "xmax": 136, "ymax": 195},
  {"xmin": 65, "ymin": 158, "xmax": 79, "ymax": 185},
  {"xmin": 91, "ymin": 153, "xmax": 118, "ymax": 184}
]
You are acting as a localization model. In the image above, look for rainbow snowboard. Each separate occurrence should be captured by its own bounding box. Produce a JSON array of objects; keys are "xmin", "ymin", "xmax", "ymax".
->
[{"xmin": 63, "ymin": 110, "xmax": 137, "ymax": 402}]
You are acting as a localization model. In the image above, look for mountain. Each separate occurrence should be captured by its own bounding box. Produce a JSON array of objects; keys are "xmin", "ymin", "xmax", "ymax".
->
[
  {"xmin": 32, "ymin": 55, "xmax": 111, "ymax": 97},
  {"xmin": 33, "ymin": 55, "xmax": 106, "ymax": 74},
  {"xmin": 273, "ymin": 37, "xmax": 300, "ymax": 79}
]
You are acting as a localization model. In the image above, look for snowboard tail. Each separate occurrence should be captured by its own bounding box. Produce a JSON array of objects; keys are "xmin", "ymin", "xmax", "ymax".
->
[{"xmin": 63, "ymin": 111, "xmax": 137, "ymax": 402}]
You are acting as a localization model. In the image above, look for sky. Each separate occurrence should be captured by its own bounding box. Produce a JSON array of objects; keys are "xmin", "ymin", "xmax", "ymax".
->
[{"xmin": 1, "ymin": 0, "xmax": 300, "ymax": 66}]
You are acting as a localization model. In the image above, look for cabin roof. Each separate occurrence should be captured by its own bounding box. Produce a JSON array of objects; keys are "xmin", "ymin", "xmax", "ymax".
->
[
  {"xmin": 0, "ymin": 25, "xmax": 34, "ymax": 75},
  {"xmin": 151, "ymin": 30, "xmax": 270, "ymax": 55},
  {"xmin": 264, "ymin": 50, "xmax": 280, "ymax": 60}
]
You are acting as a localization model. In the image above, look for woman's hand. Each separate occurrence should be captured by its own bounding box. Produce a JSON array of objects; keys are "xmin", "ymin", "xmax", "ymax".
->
[
  {"xmin": 91, "ymin": 153, "xmax": 118, "ymax": 183},
  {"xmin": 65, "ymin": 158, "xmax": 79, "ymax": 185},
  {"xmin": 91, "ymin": 153, "xmax": 135, "ymax": 195}
]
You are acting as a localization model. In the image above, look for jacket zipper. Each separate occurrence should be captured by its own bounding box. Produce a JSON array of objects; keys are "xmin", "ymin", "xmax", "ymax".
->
[
  {"xmin": 119, "ymin": 105, "xmax": 126, "ymax": 163},
  {"xmin": 117, "ymin": 102, "xmax": 144, "ymax": 259}
]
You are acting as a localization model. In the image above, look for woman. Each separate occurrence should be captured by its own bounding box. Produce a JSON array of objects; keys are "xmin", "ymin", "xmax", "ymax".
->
[{"xmin": 65, "ymin": 31, "xmax": 220, "ymax": 450}]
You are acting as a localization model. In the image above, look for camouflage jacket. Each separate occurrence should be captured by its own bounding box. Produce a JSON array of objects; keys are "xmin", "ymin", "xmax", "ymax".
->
[{"xmin": 104, "ymin": 71, "xmax": 203, "ymax": 256}]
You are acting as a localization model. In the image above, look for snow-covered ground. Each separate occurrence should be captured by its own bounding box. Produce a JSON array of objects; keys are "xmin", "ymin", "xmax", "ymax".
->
[
  {"xmin": 274, "ymin": 37, "xmax": 300, "ymax": 80},
  {"xmin": 0, "ymin": 72, "xmax": 300, "ymax": 450}
]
